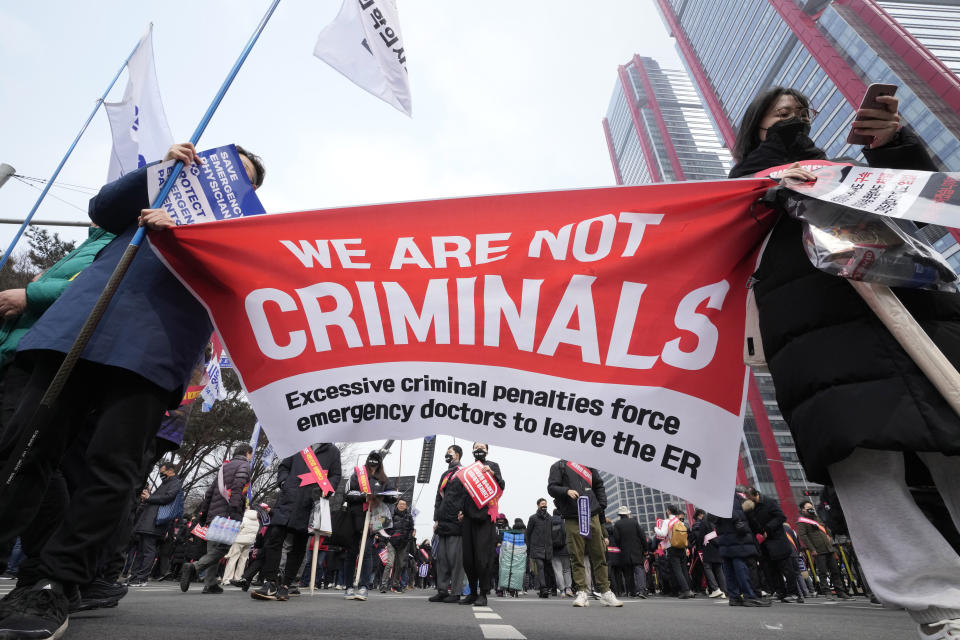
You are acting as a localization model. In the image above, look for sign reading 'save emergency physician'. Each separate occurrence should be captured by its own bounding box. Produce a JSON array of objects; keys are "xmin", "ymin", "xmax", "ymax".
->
[
  {"xmin": 150, "ymin": 180, "xmax": 776, "ymax": 515},
  {"xmin": 148, "ymin": 144, "xmax": 264, "ymax": 225}
]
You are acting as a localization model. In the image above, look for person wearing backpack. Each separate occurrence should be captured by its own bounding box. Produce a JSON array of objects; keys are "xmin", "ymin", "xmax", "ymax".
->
[
  {"xmin": 654, "ymin": 504, "xmax": 695, "ymax": 599},
  {"xmin": 127, "ymin": 462, "xmax": 181, "ymax": 586},
  {"xmin": 550, "ymin": 509, "xmax": 572, "ymax": 597}
]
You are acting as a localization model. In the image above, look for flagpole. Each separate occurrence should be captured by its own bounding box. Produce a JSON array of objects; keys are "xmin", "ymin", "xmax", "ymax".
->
[
  {"xmin": 0, "ymin": 0, "xmax": 282, "ymax": 492},
  {"xmin": 0, "ymin": 37, "xmax": 141, "ymax": 271}
]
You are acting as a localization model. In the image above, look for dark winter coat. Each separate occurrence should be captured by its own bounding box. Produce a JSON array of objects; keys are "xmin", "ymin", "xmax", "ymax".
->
[
  {"xmin": 797, "ymin": 512, "xmax": 835, "ymax": 555},
  {"xmin": 744, "ymin": 497, "xmax": 792, "ymax": 560},
  {"xmin": 730, "ymin": 123, "xmax": 960, "ymax": 483},
  {"xmin": 387, "ymin": 507, "xmax": 415, "ymax": 548},
  {"xmin": 344, "ymin": 463, "xmax": 396, "ymax": 532},
  {"xmin": 19, "ymin": 164, "xmax": 212, "ymax": 398},
  {"xmin": 715, "ymin": 494, "xmax": 758, "ymax": 559},
  {"xmin": 526, "ymin": 509, "xmax": 554, "ymax": 560},
  {"xmin": 271, "ymin": 443, "xmax": 342, "ymax": 533},
  {"xmin": 547, "ymin": 460, "xmax": 607, "ymax": 519},
  {"xmin": 612, "ymin": 516, "xmax": 647, "ymax": 564},
  {"xmin": 463, "ymin": 460, "xmax": 505, "ymax": 520},
  {"xmin": 200, "ymin": 455, "xmax": 251, "ymax": 524},
  {"xmin": 690, "ymin": 516, "xmax": 721, "ymax": 564},
  {"xmin": 433, "ymin": 463, "xmax": 467, "ymax": 536},
  {"xmin": 134, "ymin": 473, "xmax": 181, "ymax": 536}
]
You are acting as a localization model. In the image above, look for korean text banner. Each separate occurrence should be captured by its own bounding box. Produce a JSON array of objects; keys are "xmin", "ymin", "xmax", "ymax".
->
[{"xmin": 150, "ymin": 180, "xmax": 774, "ymax": 515}]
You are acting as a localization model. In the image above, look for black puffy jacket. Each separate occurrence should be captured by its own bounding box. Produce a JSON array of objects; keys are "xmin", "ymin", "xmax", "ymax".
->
[
  {"xmin": 715, "ymin": 494, "xmax": 757, "ymax": 560},
  {"xmin": 200, "ymin": 455, "xmax": 251, "ymax": 524},
  {"xmin": 731, "ymin": 123, "xmax": 960, "ymax": 482}
]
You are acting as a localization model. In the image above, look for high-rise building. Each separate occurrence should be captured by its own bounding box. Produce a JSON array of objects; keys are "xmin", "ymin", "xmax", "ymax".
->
[
  {"xmin": 604, "ymin": 55, "xmax": 733, "ymax": 185},
  {"xmin": 601, "ymin": 55, "xmax": 739, "ymax": 523},
  {"xmin": 653, "ymin": 0, "xmax": 960, "ymax": 259},
  {"xmin": 599, "ymin": 470, "xmax": 687, "ymax": 535}
]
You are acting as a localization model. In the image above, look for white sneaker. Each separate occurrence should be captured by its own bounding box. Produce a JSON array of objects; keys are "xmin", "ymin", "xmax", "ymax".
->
[
  {"xmin": 918, "ymin": 618, "xmax": 960, "ymax": 639},
  {"xmin": 599, "ymin": 591, "xmax": 623, "ymax": 607},
  {"xmin": 709, "ymin": 589, "xmax": 723, "ymax": 598},
  {"xmin": 573, "ymin": 591, "xmax": 589, "ymax": 607}
]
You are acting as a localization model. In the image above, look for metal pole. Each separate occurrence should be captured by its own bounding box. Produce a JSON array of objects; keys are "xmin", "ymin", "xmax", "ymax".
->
[
  {"xmin": 0, "ymin": 0, "xmax": 282, "ymax": 493},
  {"xmin": 0, "ymin": 38, "xmax": 139, "ymax": 272},
  {"xmin": 0, "ymin": 219, "xmax": 90, "ymax": 228}
]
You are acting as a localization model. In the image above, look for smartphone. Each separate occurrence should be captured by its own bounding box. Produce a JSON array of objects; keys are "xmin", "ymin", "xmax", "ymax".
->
[{"xmin": 846, "ymin": 83, "xmax": 898, "ymax": 145}]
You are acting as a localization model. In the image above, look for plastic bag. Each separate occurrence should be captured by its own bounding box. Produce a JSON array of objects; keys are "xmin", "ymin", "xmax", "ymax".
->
[
  {"xmin": 309, "ymin": 497, "xmax": 332, "ymax": 536},
  {"xmin": 783, "ymin": 191, "xmax": 957, "ymax": 292}
]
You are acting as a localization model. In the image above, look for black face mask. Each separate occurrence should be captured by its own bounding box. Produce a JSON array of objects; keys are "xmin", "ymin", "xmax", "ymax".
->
[
  {"xmin": 444, "ymin": 454, "xmax": 454, "ymax": 465},
  {"xmin": 765, "ymin": 116, "xmax": 820, "ymax": 159},
  {"xmin": 538, "ymin": 506, "xmax": 547, "ymax": 514},
  {"xmin": 366, "ymin": 460, "xmax": 378, "ymax": 468},
  {"xmin": 473, "ymin": 450, "xmax": 487, "ymax": 461}
]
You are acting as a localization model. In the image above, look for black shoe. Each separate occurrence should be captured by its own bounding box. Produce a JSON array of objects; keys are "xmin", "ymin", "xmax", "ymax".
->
[
  {"xmin": 729, "ymin": 596, "xmax": 744, "ymax": 606},
  {"xmin": 0, "ymin": 585, "xmax": 31, "ymax": 621},
  {"xmin": 796, "ymin": 595, "xmax": 804, "ymax": 604},
  {"xmin": 239, "ymin": 579, "xmax": 251, "ymax": 592},
  {"xmin": 443, "ymin": 594, "xmax": 460, "ymax": 603},
  {"xmin": 459, "ymin": 594, "xmax": 477, "ymax": 605},
  {"xmin": 251, "ymin": 581, "xmax": 279, "ymax": 601},
  {"xmin": 75, "ymin": 578, "xmax": 128, "ymax": 612},
  {"xmin": 276, "ymin": 585, "xmax": 289, "ymax": 601},
  {"xmin": 286, "ymin": 586, "xmax": 300, "ymax": 597},
  {"xmin": 678, "ymin": 591, "xmax": 695, "ymax": 599},
  {"xmin": 743, "ymin": 598, "xmax": 772, "ymax": 607},
  {"xmin": 0, "ymin": 579, "xmax": 69, "ymax": 639},
  {"xmin": 157, "ymin": 573, "xmax": 173, "ymax": 582},
  {"xmin": 180, "ymin": 563, "xmax": 195, "ymax": 593},
  {"xmin": 428, "ymin": 591, "xmax": 448, "ymax": 603},
  {"xmin": 202, "ymin": 584, "xmax": 223, "ymax": 594},
  {"xmin": 835, "ymin": 590, "xmax": 852, "ymax": 600},
  {"xmin": 474, "ymin": 593, "xmax": 488, "ymax": 607},
  {"xmin": 635, "ymin": 591, "xmax": 648, "ymax": 600}
]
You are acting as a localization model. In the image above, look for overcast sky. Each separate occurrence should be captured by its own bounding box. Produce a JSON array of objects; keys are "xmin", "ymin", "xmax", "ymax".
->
[{"xmin": 0, "ymin": 1, "xmax": 684, "ymax": 537}]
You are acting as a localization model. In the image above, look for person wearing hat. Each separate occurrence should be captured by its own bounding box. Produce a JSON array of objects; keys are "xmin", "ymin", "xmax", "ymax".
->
[
  {"xmin": 612, "ymin": 506, "xmax": 648, "ymax": 598},
  {"xmin": 343, "ymin": 450, "xmax": 396, "ymax": 601}
]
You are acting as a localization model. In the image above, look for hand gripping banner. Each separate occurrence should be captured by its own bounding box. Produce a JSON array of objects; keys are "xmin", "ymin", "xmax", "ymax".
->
[
  {"xmin": 150, "ymin": 179, "xmax": 776, "ymax": 515},
  {"xmin": 457, "ymin": 461, "xmax": 502, "ymax": 509}
]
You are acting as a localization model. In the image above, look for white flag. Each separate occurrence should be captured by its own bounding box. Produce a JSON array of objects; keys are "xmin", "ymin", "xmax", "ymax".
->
[
  {"xmin": 314, "ymin": 0, "xmax": 412, "ymax": 116},
  {"xmin": 105, "ymin": 24, "xmax": 174, "ymax": 181}
]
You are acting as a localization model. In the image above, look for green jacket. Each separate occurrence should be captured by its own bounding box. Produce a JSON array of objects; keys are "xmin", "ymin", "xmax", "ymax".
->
[{"xmin": 0, "ymin": 227, "xmax": 115, "ymax": 368}]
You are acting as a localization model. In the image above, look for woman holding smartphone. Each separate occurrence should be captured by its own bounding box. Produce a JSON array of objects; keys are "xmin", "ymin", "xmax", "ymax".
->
[{"xmin": 730, "ymin": 86, "xmax": 960, "ymax": 639}]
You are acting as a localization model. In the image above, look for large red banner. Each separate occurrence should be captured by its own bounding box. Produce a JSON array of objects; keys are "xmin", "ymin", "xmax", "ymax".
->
[{"xmin": 151, "ymin": 180, "xmax": 774, "ymax": 514}]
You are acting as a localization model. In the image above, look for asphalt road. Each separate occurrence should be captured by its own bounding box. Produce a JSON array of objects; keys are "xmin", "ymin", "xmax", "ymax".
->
[{"xmin": 0, "ymin": 582, "xmax": 918, "ymax": 640}]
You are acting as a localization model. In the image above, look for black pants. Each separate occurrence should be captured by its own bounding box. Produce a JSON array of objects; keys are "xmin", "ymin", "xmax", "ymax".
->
[
  {"xmin": 814, "ymin": 552, "xmax": 847, "ymax": 594},
  {"xmin": 242, "ymin": 549, "xmax": 264, "ymax": 582},
  {"xmin": 0, "ymin": 352, "xmax": 169, "ymax": 586},
  {"xmin": 765, "ymin": 553, "xmax": 799, "ymax": 597},
  {"xmin": 130, "ymin": 534, "xmax": 160, "ymax": 581},
  {"xmin": 462, "ymin": 517, "xmax": 497, "ymax": 594},
  {"xmin": 260, "ymin": 525, "xmax": 308, "ymax": 586},
  {"xmin": 666, "ymin": 547, "xmax": 690, "ymax": 594}
]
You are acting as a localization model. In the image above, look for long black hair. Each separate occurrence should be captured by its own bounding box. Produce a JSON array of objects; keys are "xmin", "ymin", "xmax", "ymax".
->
[{"xmin": 732, "ymin": 87, "xmax": 812, "ymax": 162}]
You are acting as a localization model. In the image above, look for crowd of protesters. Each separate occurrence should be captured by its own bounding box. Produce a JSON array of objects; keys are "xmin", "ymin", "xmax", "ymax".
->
[{"xmin": 0, "ymin": 73, "xmax": 958, "ymax": 640}]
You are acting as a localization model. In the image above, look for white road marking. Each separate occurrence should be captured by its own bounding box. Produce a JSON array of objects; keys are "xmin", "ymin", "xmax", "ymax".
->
[
  {"xmin": 475, "ymin": 612, "xmax": 502, "ymax": 619},
  {"xmin": 479, "ymin": 624, "xmax": 526, "ymax": 639}
]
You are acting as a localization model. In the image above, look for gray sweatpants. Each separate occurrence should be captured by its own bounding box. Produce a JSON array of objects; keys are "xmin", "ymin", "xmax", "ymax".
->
[
  {"xmin": 829, "ymin": 449, "xmax": 960, "ymax": 624},
  {"xmin": 435, "ymin": 535, "xmax": 464, "ymax": 594}
]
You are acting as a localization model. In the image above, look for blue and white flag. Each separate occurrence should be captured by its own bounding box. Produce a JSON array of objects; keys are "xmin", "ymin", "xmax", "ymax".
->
[
  {"xmin": 105, "ymin": 24, "xmax": 173, "ymax": 181},
  {"xmin": 314, "ymin": 0, "xmax": 412, "ymax": 116}
]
